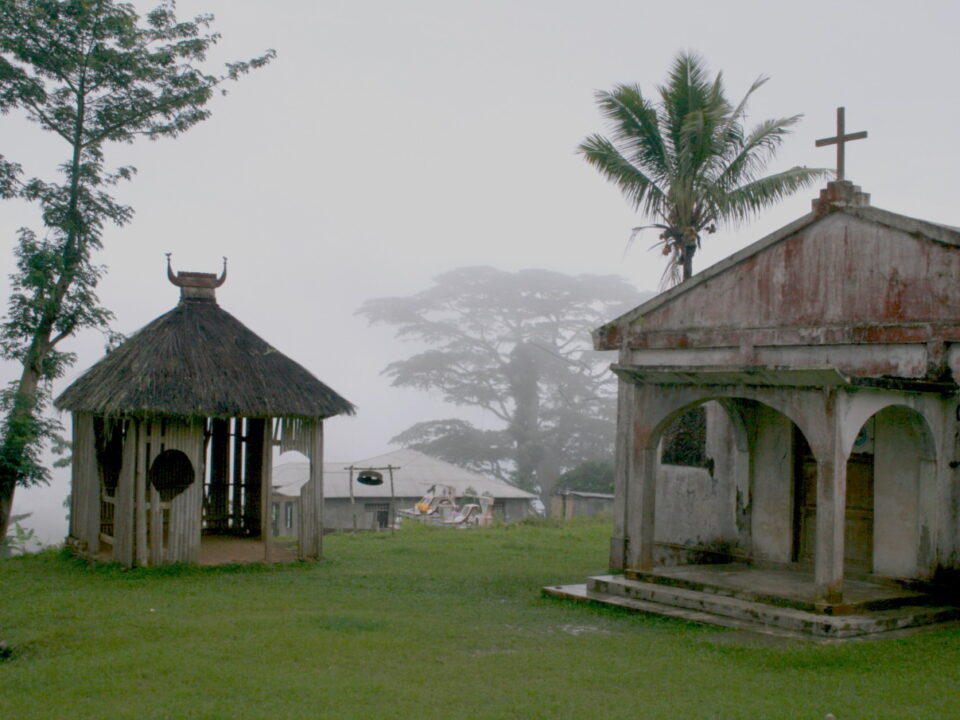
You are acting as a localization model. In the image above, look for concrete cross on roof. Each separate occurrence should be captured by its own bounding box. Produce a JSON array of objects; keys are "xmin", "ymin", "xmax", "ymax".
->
[{"xmin": 815, "ymin": 107, "xmax": 867, "ymax": 182}]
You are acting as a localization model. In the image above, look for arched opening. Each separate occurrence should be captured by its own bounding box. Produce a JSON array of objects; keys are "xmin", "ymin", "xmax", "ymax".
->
[
  {"xmin": 862, "ymin": 405, "xmax": 934, "ymax": 578},
  {"xmin": 654, "ymin": 401, "xmax": 747, "ymax": 564},
  {"xmin": 649, "ymin": 397, "xmax": 811, "ymax": 566},
  {"xmin": 790, "ymin": 403, "xmax": 936, "ymax": 579},
  {"xmin": 790, "ymin": 421, "xmax": 877, "ymax": 570}
]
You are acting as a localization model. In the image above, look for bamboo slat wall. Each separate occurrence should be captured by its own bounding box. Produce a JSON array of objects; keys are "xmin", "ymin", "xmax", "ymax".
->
[
  {"xmin": 70, "ymin": 412, "xmax": 326, "ymax": 567},
  {"xmin": 150, "ymin": 418, "xmax": 205, "ymax": 564},
  {"xmin": 281, "ymin": 418, "xmax": 323, "ymax": 560},
  {"xmin": 69, "ymin": 413, "xmax": 100, "ymax": 554}
]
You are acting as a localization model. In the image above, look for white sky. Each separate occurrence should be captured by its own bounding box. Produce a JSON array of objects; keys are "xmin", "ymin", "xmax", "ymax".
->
[{"xmin": 5, "ymin": 0, "xmax": 960, "ymax": 542}]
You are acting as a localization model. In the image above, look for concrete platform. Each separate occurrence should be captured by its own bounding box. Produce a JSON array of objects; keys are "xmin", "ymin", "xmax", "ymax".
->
[
  {"xmin": 543, "ymin": 565, "xmax": 960, "ymax": 641},
  {"xmin": 627, "ymin": 563, "xmax": 928, "ymax": 614},
  {"xmin": 90, "ymin": 536, "xmax": 301, "ymax": 566}
]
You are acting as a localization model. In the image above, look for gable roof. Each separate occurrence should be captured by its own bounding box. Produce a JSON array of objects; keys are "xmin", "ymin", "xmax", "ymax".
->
[
  {"xmin": 594, "ymin": 182, "xmax": 960, "ymax": 351},
  {"xmin": 56, "ymin": 296, "xmax": 355, "ymax": 419},
  {"xmin": 273, "ymin": 448, "xmax": 536, "ymax": 500}
]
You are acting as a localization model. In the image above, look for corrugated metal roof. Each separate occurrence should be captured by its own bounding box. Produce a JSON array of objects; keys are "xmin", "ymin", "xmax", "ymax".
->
[{"xmin": 273, "ymin": 448, "xmax": 536, "ymax": 500}]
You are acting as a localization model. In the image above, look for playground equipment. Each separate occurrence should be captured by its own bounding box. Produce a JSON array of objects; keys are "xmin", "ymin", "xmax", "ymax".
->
[{"xmin": 398, "ymin": 484, "xmax": 494, "ymax": 528}]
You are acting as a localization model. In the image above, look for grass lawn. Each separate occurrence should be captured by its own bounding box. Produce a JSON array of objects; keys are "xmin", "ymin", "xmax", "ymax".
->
[{"xmin": 2, "ymin": 518, "xmax": 959, "ymax": 720}]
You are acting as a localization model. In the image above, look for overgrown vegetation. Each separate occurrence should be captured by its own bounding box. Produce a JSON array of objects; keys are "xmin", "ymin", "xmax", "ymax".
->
[{"xmin": 1, "ymin": 519, "xmax": 958, "ymax": 719}]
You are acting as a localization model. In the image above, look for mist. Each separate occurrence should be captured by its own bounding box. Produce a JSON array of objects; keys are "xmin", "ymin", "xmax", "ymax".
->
[{"xmin": 4, "ymin": 0, "xmax": 959, "ymax": 543}]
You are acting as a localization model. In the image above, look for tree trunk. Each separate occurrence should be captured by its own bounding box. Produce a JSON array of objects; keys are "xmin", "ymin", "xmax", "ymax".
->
[
  {"xmin": 0, "ymin": 361, "xmax": 44, "ymax": 544},
  {"xmin": 681, "ymin": 242, "xmax": 696, "ymax": 281},
  {"xmin": 507, "ymin": 342, "xmax": 542, "ymax": 491},
  {"xmin": 535, "ymin": 449, "xmax": 561, "ymax": 510}
]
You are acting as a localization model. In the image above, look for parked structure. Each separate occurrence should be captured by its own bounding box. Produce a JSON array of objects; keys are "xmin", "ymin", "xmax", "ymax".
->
[
  {"xmin": 273, "ymin": 448, "xmax": 535, "ymax": 533},
  {"xmin": 57, "ymin": 259, "xmax": 353, "ymax": 566},
  {"xmin": 547, "ymin": 171, "xmax": 960, "ymax": 638}
]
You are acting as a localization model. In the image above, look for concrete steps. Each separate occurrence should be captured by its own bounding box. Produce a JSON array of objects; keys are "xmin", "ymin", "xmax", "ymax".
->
[
  {"xmin": 624, "ymin": 568, "xmax": 926, "ymax": 614},
  {"xmin": 543, "ymin": 574, "xmax": 960, "ymax": 641}
]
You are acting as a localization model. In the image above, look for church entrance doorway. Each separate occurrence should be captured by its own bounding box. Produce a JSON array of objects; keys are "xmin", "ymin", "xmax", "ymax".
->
[{"xmin": 792, "ymin": 426, "xmax": 875, "ymax": 570}]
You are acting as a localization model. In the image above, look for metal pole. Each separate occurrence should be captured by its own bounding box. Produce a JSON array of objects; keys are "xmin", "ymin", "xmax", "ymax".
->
[
  {"xmin": 349, "ymin": 465, "xmax": 357, "ymax": 533},
  {"xmin": 388, "ymin": 465, "xmax": 396, "ymax": 532}
]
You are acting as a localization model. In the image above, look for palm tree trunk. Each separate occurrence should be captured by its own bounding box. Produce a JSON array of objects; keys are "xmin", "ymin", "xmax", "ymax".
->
[{"xmin": 681, "ymin": 242, "xmax": 696, "ymax": 281}]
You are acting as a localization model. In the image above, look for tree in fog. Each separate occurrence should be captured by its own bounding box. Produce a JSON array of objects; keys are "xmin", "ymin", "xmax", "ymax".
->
[
  {"xmin": 0, "ymin": 0, "xmax": 273, "ymax": 540},
  {"xmin": 358, "ymin": 266, "xmax": 642, "ymax": 499}
]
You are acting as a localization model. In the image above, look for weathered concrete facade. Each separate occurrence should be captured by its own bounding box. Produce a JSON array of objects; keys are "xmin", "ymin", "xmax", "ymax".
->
[{"xmin": 595, "ymin": 181, "xmax": 960, "ymax": 605}]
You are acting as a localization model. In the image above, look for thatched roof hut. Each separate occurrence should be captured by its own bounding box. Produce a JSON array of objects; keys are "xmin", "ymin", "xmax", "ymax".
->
[
  {"xmin": 57, "ymin": 276, "xmax": 354, "ymax": 420},
  {"xmin": 57, "ymin": 259, "xmax": 353, "ymax": 567}
]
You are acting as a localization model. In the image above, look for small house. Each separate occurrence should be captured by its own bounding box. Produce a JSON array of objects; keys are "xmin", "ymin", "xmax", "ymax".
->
[
  {"xmin": 272, "ymin": 448, "xmax": 536, "ymax": 533},
  {"xmin": 551, "ymin": 491, "xmax": 614, "ymax": 520}
]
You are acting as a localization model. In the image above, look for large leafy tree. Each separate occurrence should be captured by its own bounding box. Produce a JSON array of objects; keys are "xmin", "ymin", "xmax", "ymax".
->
[
  {"xmin": 579, "ymin": 51, "xmax": 826, "ymax": 286},
  {"xmin": 0, "ymin": 0, "xmax": 273, "ymax": 540},
  {"xmin": 359, "ymin": 266, "xmax": 643, "ymax": 499}
]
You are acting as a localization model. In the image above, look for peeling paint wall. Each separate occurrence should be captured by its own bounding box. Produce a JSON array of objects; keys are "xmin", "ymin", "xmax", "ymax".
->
[
  {"xmin": 748, "ymin": 405, "xmax": 795, "ymax": 564},
  {"xmin": 634, "ymin": 214, "xmax": 960, "ymax": 336}
]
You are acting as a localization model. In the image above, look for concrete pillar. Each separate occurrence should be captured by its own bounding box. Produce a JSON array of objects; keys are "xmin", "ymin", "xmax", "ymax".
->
[
  {"xmin": 625, "ymin": 438, "xmax": 658, "ymax": 572},
  {"xmin": 814, "ymin": 391, "xmax": 847, "ymax": 604},
  {"xmin": 609, "ymin": 382, "xmax": 635, "ymax": 571}
]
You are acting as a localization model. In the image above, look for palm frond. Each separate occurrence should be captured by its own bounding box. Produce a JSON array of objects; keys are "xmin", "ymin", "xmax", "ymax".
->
[
  {"xmin": 594, "ymin": 85, "xmax": 670, "ymax": 181},
  {"xmin": 578, "ymin": 134, "xmax": 667, "ymax": 219},
  {"xmin": 625, "ymin": 223, "xmax": 670, "ymax": 259},
  {"xmin": 716, "ymin": 166, "xmax": 829, "ymax": 223},
  {"xmin": 715, "ymin": 114, "xmax": 804, "ymax": 188},
  {"xmin": 658, "ymin": 51, "xmax": 718, "ymax": 160}
]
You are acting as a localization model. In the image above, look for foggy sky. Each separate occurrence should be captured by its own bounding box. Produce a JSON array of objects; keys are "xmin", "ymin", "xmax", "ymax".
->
[{"xmin": 4, "ymin": 0, "xmax": 959, "ymax": 542}]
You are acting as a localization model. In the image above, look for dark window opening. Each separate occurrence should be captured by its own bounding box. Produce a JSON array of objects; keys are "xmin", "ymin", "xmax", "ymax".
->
[
  {"xmin": 364, "ymin": 502, "xmax": 390, "ymax": 529},
  {"xmin": 93, "ymin": 417, "xmax": 124, "ymax": 497},
  {"xmin": 149, "ymin": 449, "xmax": 195, "ymax": 502},
  {"xmin": 661, "ymin": 406, "xmax": 709, "ymax": 468}
]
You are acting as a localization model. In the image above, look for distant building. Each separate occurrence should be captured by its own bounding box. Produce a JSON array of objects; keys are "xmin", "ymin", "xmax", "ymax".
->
[
  {"xmin": 272, "ymin": 448, "xmax": 536, "ymax": 534},
  {"xmin": 551, "ymin": 491, "xmax": 614, "ymax": 520}
]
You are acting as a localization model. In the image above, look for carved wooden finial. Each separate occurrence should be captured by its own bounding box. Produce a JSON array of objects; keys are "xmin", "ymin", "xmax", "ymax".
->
[
  {"xmin": 165, "ymin": 254, "xmax": 228, "ymax": 289},
  {"xmin": 166, "ymin": 254, "xmax": 228, "ymax": 302},
  {"xmin": 815, "ymin": 107, "xmax": 867, "ymax": 182}
]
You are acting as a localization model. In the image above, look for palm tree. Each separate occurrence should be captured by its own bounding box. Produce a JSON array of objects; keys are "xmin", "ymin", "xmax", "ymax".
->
[{"xmin": 579, "ymin": 52, "xmax": 827, "ymax": 286}]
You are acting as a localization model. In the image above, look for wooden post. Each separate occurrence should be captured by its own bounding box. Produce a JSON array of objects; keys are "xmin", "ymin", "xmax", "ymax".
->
[
  {"xmin": 261, "ymin": 418, "xmax": 274, "ymax": 563},
  {"xmin": 310, "ymin": 422, "xmax": 324, "ymax": 558},
  {"xmin": 232, "ymin": 417, "xmax": 244, "ymax": 530},
  {"xmin": 113, "ymin": 420, "xmax": 137, "ymax": 568},
  {"xmin": 149, "ymin": 484, "xmax": 163, "ymax": 566},
  {"xmin": 135, "ymin": 419, "xmax": 148, "ymax": 567},
  {"xmin": 244, "ymin": 418, "xmax": 265, "ymax": 536},
  {"xmin": 70, "ymin": 413, "xmax": 101, "ymax": 554}
]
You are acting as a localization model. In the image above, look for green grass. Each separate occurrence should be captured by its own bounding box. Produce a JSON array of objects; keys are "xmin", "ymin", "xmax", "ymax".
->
[{"xmin": 2, "ymin": 518, "xmax": 959, "ymax": 719}]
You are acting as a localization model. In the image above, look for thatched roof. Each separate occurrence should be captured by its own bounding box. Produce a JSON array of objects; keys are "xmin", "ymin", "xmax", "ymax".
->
[{"xmin": 56, "ymin": 296, "xmax": 355, "ymax": 420}]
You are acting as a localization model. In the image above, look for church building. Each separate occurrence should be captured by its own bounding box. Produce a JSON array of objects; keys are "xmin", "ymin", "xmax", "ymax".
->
[{"xmin": 546, "ymin": 113, "xmax": 960, "ymax": 639}]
